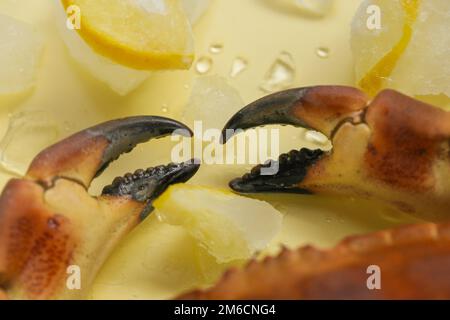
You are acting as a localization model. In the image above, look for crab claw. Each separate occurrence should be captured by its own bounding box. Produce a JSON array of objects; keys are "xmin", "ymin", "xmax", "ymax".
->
[
  {"xmin": 27, "ymin": 116, "xmax": 193, "ymax": 188},
  {"xmin": 222, "ymin": 86, "xmax": 450, "ymax": 220},
  {"xmin": 222, "ymin": 86, "xmax": 368, "ymax": 142},
  {"xmin": 222, "ymin": 86, "xmax": 368, "ymax": 194},
  {"xmin": 0, "ymin": 116, "xmax": 199, "ymax": 300}
]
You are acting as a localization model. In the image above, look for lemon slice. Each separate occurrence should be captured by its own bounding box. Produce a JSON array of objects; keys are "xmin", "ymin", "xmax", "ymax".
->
[
  {"xmin": 154, "ymin": 184, "xmax": 283, "ymax": 263},
  {"xmin": 0, "ymin": 14, "xmax": 43, "ymax": 95},
  {"xmin": 61, "ymin": 0, "xmax": 194, "ymax": 70},
  {"xmin": 352, "ymin": 0, "xmax": 450, "ymax": 98},
  {"xmin": 351, "ymin": 0, "xmax": 420, "ymax": 96}
]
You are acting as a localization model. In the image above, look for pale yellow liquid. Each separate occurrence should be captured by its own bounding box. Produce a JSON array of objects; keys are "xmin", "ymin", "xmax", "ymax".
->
[{"xmin": 0, "ymin": 0, "xmax": 422, "ymax": 299}]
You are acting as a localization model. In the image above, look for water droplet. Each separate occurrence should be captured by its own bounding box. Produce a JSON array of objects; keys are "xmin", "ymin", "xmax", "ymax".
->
[
  {"xmin": 325, "ymin": 217, "xmax": 332, "ymax": 223},
  {"xmin": 230, "ymin": 57, "xmax": 248, "ymax": 78},
  {"xmin": 209, "ymin": 43, "xmax": 223, "ymax": 54},
  {"xmin": 260, "ymin": 51, "xmax": 296, "ymax": 93},
  {"xmin": 316, "ymin": 47, "xmax": 330, "ymax": 59},
  {"xmin": 304, "ymin": 130, "xmax": 328, "ymax": 145},
  {"xmin": 183, "ymin": 84, "xmax": 190, "ymax": 89},
  {"xmin": 0, "ymin": 110, "xmax": 61, "ymax": 176},
  {"xmin": 195, "ymin": 56, "xmax": 213, "ymax": 74},
  {"xmin": 161, "ymin": 104, "xmax": 169, "ymax": 113}
]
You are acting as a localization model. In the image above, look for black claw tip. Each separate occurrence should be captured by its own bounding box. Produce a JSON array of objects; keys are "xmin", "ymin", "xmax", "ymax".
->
[
  {"xmin": 102, "ymin": 159, "xmax": 200, "ymax": 206},
  {"xmin": 229, "ymin": 148, "xmax": 324, "ymax": 194}
]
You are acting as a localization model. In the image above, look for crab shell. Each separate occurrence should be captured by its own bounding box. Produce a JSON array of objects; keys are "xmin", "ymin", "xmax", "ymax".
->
[
  {"xmin": 0, "ymin": 116, "xmax": 199, "ymax": 300},
  {"xmin": 179, "ymin": 222, "xmax": 450, "ymax": 299}
]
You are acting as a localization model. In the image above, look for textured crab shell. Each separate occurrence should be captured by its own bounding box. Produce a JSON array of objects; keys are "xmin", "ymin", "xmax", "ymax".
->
[
  {"xmin": 0, "ymin": 178, "xmax": 144, "ymax": 300},
  {"xmin": 293, "ymin": 89, "xmax": 450, "ymax": 221},
  {"xmin": 0, "ymin": 179, "xmax": 76, "ymax": 299},
  {"xmin": 179, "ymin": 222, "xmax": 450, "ymax": 299}
]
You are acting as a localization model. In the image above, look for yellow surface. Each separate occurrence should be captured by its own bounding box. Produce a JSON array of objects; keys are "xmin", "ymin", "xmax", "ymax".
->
[{"xmin": 0, "ymin": 0, "xmax": 422, "ymax": 300}]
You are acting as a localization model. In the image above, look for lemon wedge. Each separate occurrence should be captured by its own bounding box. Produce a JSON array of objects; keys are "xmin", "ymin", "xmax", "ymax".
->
[
  {"xmin": 154, "ymin": 184, "xmax": 283, "ymax": 263},
  {"xmin": 351, "ymin": 0, "xmax": 450, "ymax": 98},
  {"xmin": 61, "ymin": 0, "xmax": 194, "ymax": 70}
]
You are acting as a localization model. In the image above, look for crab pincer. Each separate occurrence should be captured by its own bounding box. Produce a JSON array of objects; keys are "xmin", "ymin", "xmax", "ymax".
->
[
  {"xmin": 222, "ymin": 86, "xmax": 450, "ymax": 221},
  {"xmin": 0, "ymin": 116, "xmax": 199, "ymax": 300}
]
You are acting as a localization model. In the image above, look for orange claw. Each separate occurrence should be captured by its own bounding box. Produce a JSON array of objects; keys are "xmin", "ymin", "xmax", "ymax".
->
[
  {"xmin": 179, "ymin": 222, "xmax": 450, "ymax": 300},
  {"xmin": 0, "ymin": 116, "xmax": 199, "ymax": 300},
  {"xmin": 222, "ymin": 87, "xmax": 450, "ymax": 221}
]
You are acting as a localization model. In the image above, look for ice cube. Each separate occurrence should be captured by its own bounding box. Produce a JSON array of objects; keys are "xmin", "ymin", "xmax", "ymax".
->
[
  {"xmin": 389, "ymin": 0, "xmax": 450, "ymax": 97},
  {"xmin": 0, "ymin": 110, "xmax": 61, "ymax": 176},
  {"xmin": 181, "ymin": 0, "xmax": 211, "ymax": 24},
  {"xmin": 182, "ymin": 75, "xmax": 244, "ymax": 130},
  {"xmin": 260, "ymin": 51, "xmax": 296, "ymax": 93},
  {"xmin": 351, "ymin": 0, "xmax": 450, "ymax": 98},
  {"xmin": 0, "ymin": 14, "xmax": 43, "ymax": 95}
]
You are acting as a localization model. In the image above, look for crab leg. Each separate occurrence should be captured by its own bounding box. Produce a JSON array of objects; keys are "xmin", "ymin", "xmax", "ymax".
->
[
  {"xmin": 179, "ymin": 222, "xmax": 450, "ymax": 299},
  {"xmin": 222, "ymin": 86, "xmax": 450, "ymax": 221},
  {"xmin": 0, "ymin": 116, "xmax": 199, "ymax": 299}
]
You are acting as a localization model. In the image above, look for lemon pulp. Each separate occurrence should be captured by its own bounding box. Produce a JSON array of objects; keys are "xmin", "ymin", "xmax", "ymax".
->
[
  {"xmin": 61, "ymin": 0, "xmax": 194, "ymax": 70},
  {"xmin": 154, "ymin": 184, "xmax": 283, "ymax": 263},
  {"xmin": 358, "ymin": 0, "xmax": 420, "ymax": 96}
]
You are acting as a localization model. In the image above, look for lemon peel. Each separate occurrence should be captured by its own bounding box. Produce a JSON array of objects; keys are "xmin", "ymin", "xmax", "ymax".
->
[{"xmin": 61, "ymin": 0, "xmax": 194, "ymax": 70}]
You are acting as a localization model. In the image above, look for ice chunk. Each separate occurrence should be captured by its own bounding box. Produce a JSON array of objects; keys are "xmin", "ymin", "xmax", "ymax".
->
[
  {"xmin": 351, "ymin": 0, "xmax": 450, "ymax": 98},
  {"xmin": 260, "ymin": 51, "xmax": 296, "ymax": 93},
  {"xmin": 181, "ymin": 0, "xmax": 211, "ymax": 24},
  {"xmin": 0, "ymin": 110, "xmax": 61, "ymax": 176},
  {"xmin": 230, "ymin": 57, "xmax": 248, "ymax": 78},
  {"xmin": 0, "ymin": 14, "xmax": 43, "ymax": 95},
  {"xmin": 390, "ymin": 0, "xmax": 450, "ymax": 97},
  {"xmin": 155, "ymin": 184, "xmax": 283, "ymax": 263},
  {"xmin": 182, "ymin": 75, "xmax": 244, "ymax": 130}
]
